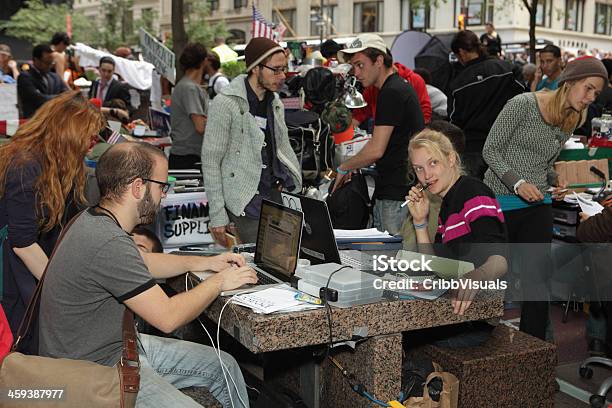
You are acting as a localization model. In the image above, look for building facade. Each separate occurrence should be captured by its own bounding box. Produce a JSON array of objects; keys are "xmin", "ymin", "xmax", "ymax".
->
[
  {"xmin": 73, "ymin": 0, "xmax": 162, "ymax": 32},
  {"xmin": 73, "ymin": 0, "xmax": 612, "ymax": 51}
]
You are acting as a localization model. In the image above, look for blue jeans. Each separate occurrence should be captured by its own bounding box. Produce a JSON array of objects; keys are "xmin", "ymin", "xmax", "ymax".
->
[
  {"xmin": 136, "ymin": 333, "xmax": 249, "ymax": 408},
  {"xmin": 372, "ymin": 199, "xmax": 407, "ymax": 235}
]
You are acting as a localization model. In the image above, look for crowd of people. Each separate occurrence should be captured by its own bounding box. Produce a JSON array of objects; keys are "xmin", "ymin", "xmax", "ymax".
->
[
  {"xmin": 0, "ymin": 26, "xmax": 612, "ymax": 407},
  {"xmin": 1, "ymin": 32, "xmax": 145, "ymax": 126}
]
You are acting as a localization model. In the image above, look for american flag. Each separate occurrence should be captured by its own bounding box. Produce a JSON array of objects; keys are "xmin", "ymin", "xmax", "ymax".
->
[
  {"xmin": 276, "ymin": 22, "xmax": 287, "ymax": 40},
  {"xmin": 106, "ymin": 129, "xmax": 127, "ymax": 144},
  {"xmin": 252, "ymin": 5, "xmax": 277, "ymax": 40}
]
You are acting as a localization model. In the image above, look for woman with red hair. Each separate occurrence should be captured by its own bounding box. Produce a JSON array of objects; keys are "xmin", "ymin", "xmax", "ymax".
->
[{"xmin": 0, "ymin": 90, "xmax": 104, "ymax": 353}]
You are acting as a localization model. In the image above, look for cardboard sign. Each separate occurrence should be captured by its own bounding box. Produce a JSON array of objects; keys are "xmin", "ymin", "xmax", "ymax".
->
[
  {"xmin": 140, "ymin": 28, "xmax": 176, "ymax": 84},
  {"xmin": 149, "ymin": 107, "xmax": 171, "ymax": 136},
  {"xmin": 156, "ymin": 192, "xmax": 214, "ymax": 248}
]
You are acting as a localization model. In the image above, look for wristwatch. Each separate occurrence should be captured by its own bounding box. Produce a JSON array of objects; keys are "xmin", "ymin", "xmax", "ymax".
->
[{"xmin": 513, "ymin": 179, "xmax": 526, "ymax": 194}]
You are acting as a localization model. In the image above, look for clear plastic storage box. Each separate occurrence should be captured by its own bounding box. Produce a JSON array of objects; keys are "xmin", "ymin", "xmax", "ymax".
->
[{"xmin": 297, "ymin": 263, "xmax": 383, "ymax": 308}]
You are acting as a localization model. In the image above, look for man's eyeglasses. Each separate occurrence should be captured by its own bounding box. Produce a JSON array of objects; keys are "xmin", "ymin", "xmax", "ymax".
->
[
  {"xmin": 260, "ymin": 64, "xmax": 289, "ymax": 76},
  {"xmin": 143, "ymin": 178, "xmax": 171, "ymax": 194}
]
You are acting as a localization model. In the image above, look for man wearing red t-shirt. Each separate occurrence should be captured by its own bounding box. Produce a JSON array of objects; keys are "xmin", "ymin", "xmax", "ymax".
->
[
  {"xmin": 352, "ymin": 61, "xmax": 432, "ymax": 127},
  {"xmin": 334, "ymin": 35, "xmax": 425, "ymax": 235}
]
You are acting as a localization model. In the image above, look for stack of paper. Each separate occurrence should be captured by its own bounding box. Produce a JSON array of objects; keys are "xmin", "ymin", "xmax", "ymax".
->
[
  {"xmin": 231, "ymin": 285, "xmax": 322, "ymax": 314},
  {"xmin": 334, "ymin": 228, "xmax": 395, "ymax": 240},
  {"xmin": 564, "ymin": 192, "xmax": 593, "ymax": 204}
]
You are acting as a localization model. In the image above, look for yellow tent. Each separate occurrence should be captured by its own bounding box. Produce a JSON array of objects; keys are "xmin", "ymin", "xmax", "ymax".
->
[{"xmin": 212, "ymin": 44, "xmax": 239, "ymax": 63}]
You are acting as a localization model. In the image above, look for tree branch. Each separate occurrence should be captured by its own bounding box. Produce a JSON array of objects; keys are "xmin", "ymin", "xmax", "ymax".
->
[{"xmin": 522, "ymin": 0, "xmax": 532, "ymax": 14}]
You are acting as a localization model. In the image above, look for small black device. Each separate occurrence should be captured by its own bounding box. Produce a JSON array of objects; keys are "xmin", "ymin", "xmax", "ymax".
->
[
  {"xmin": 232, "ymin": 243, "xmax": 256, "ymax": 254},
  {"xmin": 319, "ymin": 287, "xmax": 338, "ymax": 302}
]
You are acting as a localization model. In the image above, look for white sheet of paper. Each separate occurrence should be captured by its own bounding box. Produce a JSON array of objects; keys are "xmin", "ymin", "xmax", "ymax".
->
[
  {"xmin": 333, "ymin": 228, "xmax": 393, "ymax": 239},
  {"xmin": 232, "ymin": 285, "xmax": 303, "ymax": 314},
  {"xmin": 573, "ymin": 192, "xmax": 604, "ymax": 216}
]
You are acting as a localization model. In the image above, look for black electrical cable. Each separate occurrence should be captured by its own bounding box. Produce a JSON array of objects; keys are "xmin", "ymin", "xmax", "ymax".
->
[
  {"xmin": 323, "ymin": 265, "xmax": 351, "ymax": 356},
  {"xmin": 322, "ymin": 265, "xmax": 391, "ymax": 407}
]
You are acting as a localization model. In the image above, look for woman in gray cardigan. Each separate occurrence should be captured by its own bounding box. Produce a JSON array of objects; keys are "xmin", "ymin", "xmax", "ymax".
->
[{"xmin": 482, "ymin": 57, "xmax": 608, "ymax": 341}]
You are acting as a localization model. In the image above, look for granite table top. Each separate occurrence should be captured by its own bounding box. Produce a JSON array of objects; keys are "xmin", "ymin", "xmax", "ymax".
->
[{"xmin": 170, "ymin": 274, "xmax": 504, "ymax": 354}]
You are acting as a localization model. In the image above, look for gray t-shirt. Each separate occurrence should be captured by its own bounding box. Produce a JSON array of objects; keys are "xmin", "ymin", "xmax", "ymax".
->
[
  {"xmin": 39, "ymin": 209, "xmax": 155, "ymax": 366},
  {"xmin": 170, "ymin": 76, "xmax": 208, "ymax": 156}
]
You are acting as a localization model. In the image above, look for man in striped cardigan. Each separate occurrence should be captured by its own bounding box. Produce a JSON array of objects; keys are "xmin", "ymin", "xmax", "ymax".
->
[{"xmin": 202, "ymin": 38, "xmax": 302, "ymax": 246}]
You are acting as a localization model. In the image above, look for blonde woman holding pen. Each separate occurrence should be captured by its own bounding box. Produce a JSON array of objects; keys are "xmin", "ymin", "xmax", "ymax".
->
[{"xmin": 406, "ymin": 129, "xmax": 507, "ymax": 315}]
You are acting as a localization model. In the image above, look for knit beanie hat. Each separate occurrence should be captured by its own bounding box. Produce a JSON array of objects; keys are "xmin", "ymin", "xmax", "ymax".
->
[
  {"xmin": 558, "ymin": 56, "xmax": 609, "ymax": 86},
  {"xmin": 245, "ymin": 37, "xmax": 284, "ymax": 73}
]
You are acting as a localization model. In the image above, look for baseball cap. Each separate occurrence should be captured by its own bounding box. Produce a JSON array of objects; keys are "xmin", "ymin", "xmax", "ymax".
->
[
  {"xmin": 0, "ymin": 44, "xmax": 11, "ymax": 56},
  {"xmin": 338, "ymin": 34, "xmax": 388, "ymax": 63}
]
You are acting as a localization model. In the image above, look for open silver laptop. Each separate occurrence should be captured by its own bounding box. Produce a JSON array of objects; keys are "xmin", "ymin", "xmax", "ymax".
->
[{"xmin": 216, "ymin": 199, "xmax": 303, "ymax": 296}]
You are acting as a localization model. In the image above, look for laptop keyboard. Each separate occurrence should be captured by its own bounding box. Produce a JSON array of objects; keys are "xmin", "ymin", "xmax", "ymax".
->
[
  {"xmin": 249, "ymin": 264, "xmax": 282, "ymax": 285},
  {"xmin": 256, "ymin": 270, "xmax": 279, "ymax": 285}
]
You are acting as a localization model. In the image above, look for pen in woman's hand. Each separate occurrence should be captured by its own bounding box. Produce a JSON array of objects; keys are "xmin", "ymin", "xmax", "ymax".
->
[{"xmin": 401, "ymin": 182, "xmax": 431, "ymax": 208}]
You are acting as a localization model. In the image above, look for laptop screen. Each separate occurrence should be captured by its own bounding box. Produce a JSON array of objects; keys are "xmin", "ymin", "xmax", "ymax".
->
[
  {"xmin": 255, "ymin": 200, "xmax": 303, "ymax": 279},
  {"xmin": 281, "ymin": 192, "xmax": 341, "ymax": 265}
]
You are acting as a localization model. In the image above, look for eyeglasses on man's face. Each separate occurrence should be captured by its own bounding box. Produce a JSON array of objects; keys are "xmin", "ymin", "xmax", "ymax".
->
[
  {"xmin": 143, "ymin": 178, "xmax": 171, "ymax": 194},
  {"xmin": 260, "ymin": 64, "xmax": 289, "ymax": 76}
]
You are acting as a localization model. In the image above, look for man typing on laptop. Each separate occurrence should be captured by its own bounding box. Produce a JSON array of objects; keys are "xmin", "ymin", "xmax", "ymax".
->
[{"xmin": 39, "ymin": 142, "xmax": 256, "ymax": 407}]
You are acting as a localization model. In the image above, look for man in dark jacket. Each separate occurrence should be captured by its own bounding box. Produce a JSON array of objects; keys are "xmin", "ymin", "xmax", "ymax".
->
[
  {"xmin": 577, "ymin": 207, "xmax": 612, "ymax": 357},
  {"xmin": 448, "ymin": 30, "xmax": 524, "ymax": 179},
  {"xmin": 480, "ymin": 23, "xmax": 502, "ymax": 57},
  {"xmin": 17, "ymin": 44, "xmax": 68, "ymax": 118},
  {"xmin": 88, "ymin": 56, "xmax": 132, "ymax": 115}
]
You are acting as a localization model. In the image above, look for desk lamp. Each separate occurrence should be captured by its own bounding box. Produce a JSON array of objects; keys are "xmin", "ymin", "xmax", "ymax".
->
[{"xmin": 343, "ymin": 76, "xmax": 367, "ymax": 109}]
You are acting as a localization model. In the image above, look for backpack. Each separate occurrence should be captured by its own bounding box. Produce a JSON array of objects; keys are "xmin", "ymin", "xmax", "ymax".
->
[
  {"xmin": 302, "ymin": 67, "xmax": 338, "ymax": 114},
  {"xmin": 207, "ymin": 73, "xmax": 228, "ymax": 100},
  {"xmin": 326, "ymin": 171, "xmax": 372, "ymax": 229},
  {"xmin": 286, "ymin": 110, "xmax": 334, "ymax": 182}
]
